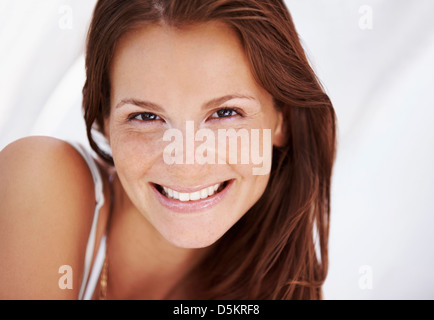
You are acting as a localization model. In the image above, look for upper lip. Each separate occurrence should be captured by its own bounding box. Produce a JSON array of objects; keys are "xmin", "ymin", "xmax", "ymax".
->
[{"xmin": 151, "ymin": 180, "xmax": 230, "ymax": 193}]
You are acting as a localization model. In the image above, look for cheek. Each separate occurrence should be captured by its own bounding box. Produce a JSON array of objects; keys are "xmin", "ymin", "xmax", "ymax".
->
[
  {"xmin": 110, "ymin": 130, "xmax": 164, "ymax": 178},
  {"xmin": 227, "ymin": 130, "xmax": 273, "ymax": 212},
  {"xmin": 241, "ymin": 167, "xmax": 270, "ymax": 204},
  {"xmin": 231, "ymin": 159, "xmax": 270, "ymax": 207},
  {"xmin": 228, "ymin": 126, "xmax": 273, "ymax": 178}
]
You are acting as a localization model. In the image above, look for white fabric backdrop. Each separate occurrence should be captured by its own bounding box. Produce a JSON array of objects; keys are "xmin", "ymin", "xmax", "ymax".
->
[{"xmin": 0, "ymin": 0, "xmax": 433, "ymax": 299}]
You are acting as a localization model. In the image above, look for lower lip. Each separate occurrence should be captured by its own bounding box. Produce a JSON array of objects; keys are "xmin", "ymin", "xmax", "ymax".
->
[{"xmin": 150, "ymin": 180, "xmax": 234, "ymax": 213}]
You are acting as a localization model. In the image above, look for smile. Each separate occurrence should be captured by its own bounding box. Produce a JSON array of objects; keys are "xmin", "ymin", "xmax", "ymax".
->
[
  {"xmin": 150, "ymin": 180, "xmax": 233, "ymax": 213},
  {"xmin": 159, "ymin": 182, "xmax": 226, "ymax": 201}
]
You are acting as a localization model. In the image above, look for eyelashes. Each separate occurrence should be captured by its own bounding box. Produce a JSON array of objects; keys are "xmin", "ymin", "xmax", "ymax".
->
[
  {"xmin": 128, "ymin": 112, "xmax": 162, "ymax": 122},
  {"xmin": 127, "ymin": 107, "xmax": 244, "ymax": 123},
  {"xmin": 211, "ymin": 108, "xmax": 241, "ymax": 119}
]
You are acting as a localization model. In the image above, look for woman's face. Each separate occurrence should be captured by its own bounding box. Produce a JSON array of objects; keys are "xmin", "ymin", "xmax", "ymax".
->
[{"xmin": 106, "ymin": 21, "xmax": 284, "ymax": 248}]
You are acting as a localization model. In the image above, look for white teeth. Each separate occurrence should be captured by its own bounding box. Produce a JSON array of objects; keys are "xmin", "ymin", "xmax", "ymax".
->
[
  {"xmin": 189, "ymin": 191, "xmax": 201, "ymax": 201},
  {"xmin": 179, "ymin": 193, "xmax": 189, "ymax": 202},
  {"xmin": 162, "ymin": 183, "xmax": 224, "ymax": 201},
  {"xmin": 207, "ymin": 186, "xmax": 215, "ymax": 196},
  {"xmin": 200, "ymin": 189, "xmax": 208, "ymax": 199}
]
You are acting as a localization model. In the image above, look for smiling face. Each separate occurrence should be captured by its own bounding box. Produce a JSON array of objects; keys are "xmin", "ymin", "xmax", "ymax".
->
[{"xmin": 106, "ymin": 21, "xmax": 284, "ymax": 248}]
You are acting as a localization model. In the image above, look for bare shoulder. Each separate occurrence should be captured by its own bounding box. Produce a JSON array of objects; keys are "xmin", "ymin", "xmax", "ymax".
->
[{"xmin": 0, "ymin": 136, "xmax": 97, "ymax": 299}]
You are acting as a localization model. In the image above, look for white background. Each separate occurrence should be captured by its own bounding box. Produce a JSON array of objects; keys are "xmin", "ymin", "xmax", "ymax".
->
[{"xmin": 0, "ymin": 0, "xmax": 433, "ymax": 299}]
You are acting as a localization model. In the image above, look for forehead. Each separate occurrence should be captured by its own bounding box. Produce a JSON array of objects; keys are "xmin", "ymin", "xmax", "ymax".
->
[{"xmin": 110, "ymin": 21, "xmax": 266, "ymax": 106}]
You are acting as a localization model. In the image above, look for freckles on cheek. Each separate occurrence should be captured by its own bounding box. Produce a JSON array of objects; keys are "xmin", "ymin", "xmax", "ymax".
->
[{"xmin": 112, "ymin": 132, "xmax": 163, "ymax": 174}]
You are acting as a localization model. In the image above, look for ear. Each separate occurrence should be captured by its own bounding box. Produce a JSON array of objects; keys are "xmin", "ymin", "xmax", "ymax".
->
[{"xmin": 273, "ymin": 111, "xmax": 286, "ymax": 147}]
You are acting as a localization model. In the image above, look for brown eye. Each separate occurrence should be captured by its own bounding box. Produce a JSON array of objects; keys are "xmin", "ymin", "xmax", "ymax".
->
[
  {"xmin": 131, "ymin": 112, "xmax": 161, "ymax": 121},
  {"xmin": 211, "ymin": 108, "xmax": 240, "ymax": 119}
]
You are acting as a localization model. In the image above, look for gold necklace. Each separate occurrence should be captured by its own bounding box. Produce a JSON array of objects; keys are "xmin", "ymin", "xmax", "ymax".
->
[
  {"xmin": 99, "ymin": 173, "xmax": 115, "ymax": 300},
  {"xmin": 99, "ymin": 248, "xmax": 109, "ymax": 300}
]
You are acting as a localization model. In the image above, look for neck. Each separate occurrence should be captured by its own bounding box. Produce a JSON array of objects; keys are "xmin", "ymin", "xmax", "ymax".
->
[{"xmin": 105, "ymin": 174, "xmax": 209, "ymax": 299}]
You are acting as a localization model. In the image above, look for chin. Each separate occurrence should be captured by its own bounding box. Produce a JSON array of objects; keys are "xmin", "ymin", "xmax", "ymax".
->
[
  {"xmin": 163, "ymin": 228, "xmax": 225, "ymax": 249},
  {"xmin": 167, "ymin": 236, "xmax": 220, "ymax": 249},
  {"xmin": 155, "ymin": 218, "xmax": 232, "ymax": 249}
]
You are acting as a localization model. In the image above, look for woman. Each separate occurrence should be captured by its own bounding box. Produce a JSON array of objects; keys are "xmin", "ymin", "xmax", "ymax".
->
[{"xmin": 0, "ymin": 0, "xmax": 336, "ymax": 300}]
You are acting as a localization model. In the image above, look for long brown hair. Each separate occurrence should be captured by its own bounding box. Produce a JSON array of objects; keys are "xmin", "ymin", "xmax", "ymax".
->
[{"xmin": 83, "ymin": 0, "xmax": 337, "ymax": 299}]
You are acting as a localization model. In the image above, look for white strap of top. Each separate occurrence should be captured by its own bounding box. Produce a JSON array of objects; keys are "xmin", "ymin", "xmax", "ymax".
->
[
  {"xmin": 66, "ymin": 141, "xmax": 105, "ymax": 300},
  {"xmin": 82, "ymin": 234, "xmax": 107, "ymax": 300}
]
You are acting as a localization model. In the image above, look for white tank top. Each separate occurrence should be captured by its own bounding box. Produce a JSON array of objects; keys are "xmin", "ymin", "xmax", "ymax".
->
[{"xmin": 67, "ymin": 141, "xmax": 108, "ymax": 300}]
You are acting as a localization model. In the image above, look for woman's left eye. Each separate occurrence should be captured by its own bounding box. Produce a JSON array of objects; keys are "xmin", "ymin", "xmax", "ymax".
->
[{"xmin": 210, "ymin": 108, "xmax": 241, "ymax": 119}]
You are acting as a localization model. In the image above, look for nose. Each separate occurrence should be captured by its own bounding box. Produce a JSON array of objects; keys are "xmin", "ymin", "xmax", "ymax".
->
[{"xmin": 160, "ymin": 120, "xmax": 221, "ymax": 185}]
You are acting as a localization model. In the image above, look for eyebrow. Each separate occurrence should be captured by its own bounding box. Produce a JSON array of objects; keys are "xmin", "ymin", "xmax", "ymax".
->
[{"xmin": 115, "ymin": 94, "xmax": 257, "ymax": 112}]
